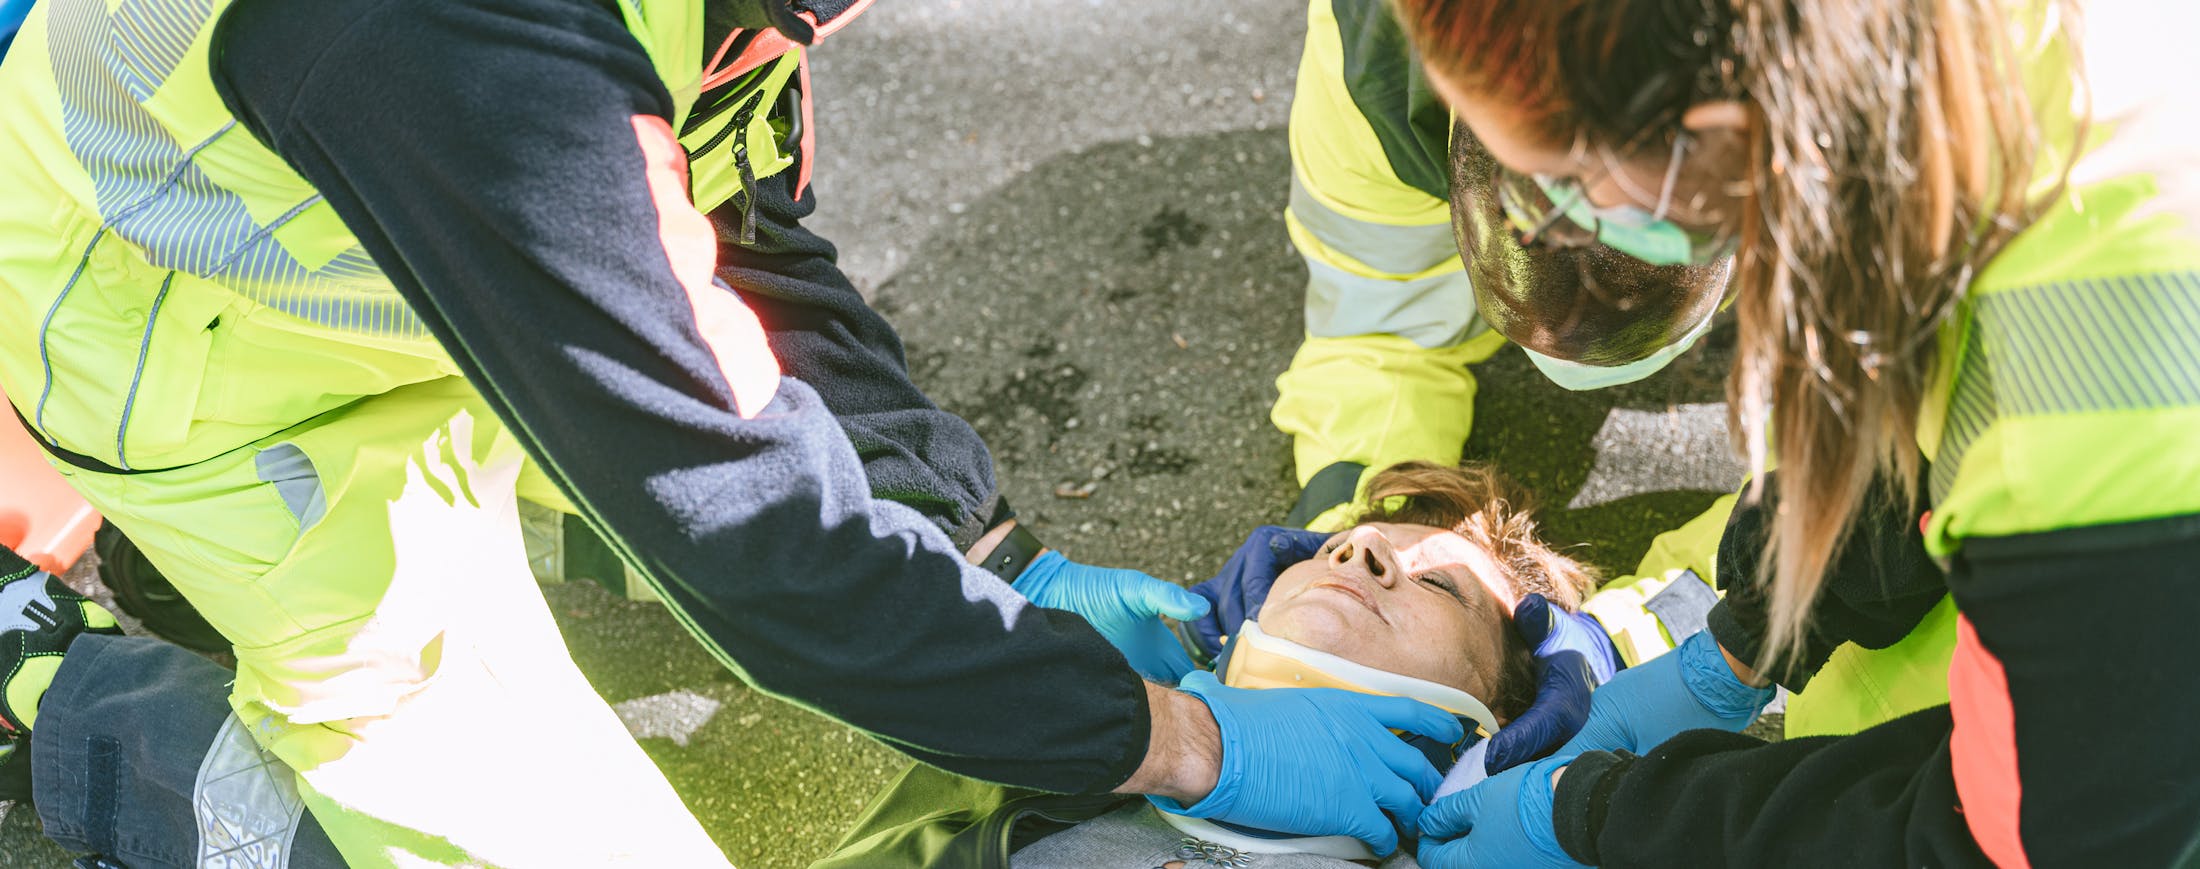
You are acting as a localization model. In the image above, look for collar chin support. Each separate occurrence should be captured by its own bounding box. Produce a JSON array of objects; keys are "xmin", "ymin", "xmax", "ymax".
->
[{"xmin": 1156, "ymin": 621, "xmax": 1503, "ymax": 860}]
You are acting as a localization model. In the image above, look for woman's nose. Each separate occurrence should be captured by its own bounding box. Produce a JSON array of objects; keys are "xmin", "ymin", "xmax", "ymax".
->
[{"xmin": 1327, "ymin": 529, "xmax": 1400, "ymax": 588}]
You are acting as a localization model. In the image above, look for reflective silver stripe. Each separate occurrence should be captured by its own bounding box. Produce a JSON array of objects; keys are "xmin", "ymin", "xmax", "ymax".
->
[
  {"xmin": 194, "ymin": 713, "xmax": 304, "ymax": 869},
  {"xmin": 35, "ymin": 228, "xmax": 108, "ymax": 432},
  {"xmin": 1288, "ymin": 174, "xmax": 1460, "ymax": 277},
  {"xmin": 1931, "ymin": 272, "xmax": 2200, "ymax": 504},
  {"xmin": 114, "ymin": 271, "xmax": 176, "ymax": 470},
  {"xmin": 1303, "ymin": 258, "xmax": 1481, "ymax": 348},
  {"xmin": 49, "ymin": 0, "xmax": 428, "ymax": 339}
]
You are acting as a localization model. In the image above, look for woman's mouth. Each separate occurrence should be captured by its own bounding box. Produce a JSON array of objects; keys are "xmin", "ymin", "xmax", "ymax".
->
[{"xmin": 1307, "ymin": 582, "xmax": 1385, "ymax": 622}]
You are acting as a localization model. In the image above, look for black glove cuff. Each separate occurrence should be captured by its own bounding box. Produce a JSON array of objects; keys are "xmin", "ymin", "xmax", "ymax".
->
[
  {"xmin": 1552, "ymin": 749, "xmax": 1637, "ymax": 865},
  {"xmin": 1706, "ymin": 598, "xmax": 1823, "ymax": 692}
]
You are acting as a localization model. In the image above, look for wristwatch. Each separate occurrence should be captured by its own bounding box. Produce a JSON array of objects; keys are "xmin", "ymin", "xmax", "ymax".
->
[
  {"xmin": 976, "ymin": 521, "xmax": 1046, "ymax": 583},
  {"xmin": 970, "ymin": 499, "xmax": 1047, "ymax": 583}
]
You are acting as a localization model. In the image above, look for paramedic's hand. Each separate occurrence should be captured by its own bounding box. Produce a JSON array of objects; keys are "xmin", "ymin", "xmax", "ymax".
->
[
  {"xmin": 1013, "ymin": 552, "xmax": 1209, "ymax": 682},
  {"xmin": 1482, "ymin": 594, "xmax": 1622, "ymax": 774},
  {"xmin": 1182, "ymin": 526, "xmax": 1331, "ymax": 660},
  {"xmin": 1559, "ymin": 630, "xmax": 1772, "ymax": 757},
  {"xmin": 1417, "ymin": 755, "xmax": 1584, "ymax": 869},
  {"xmin": 1518, "ymin": 593, "xmax": 1622, "ymax": 684},
  {"xmin": 1152, "ymin": 670, "xmax": 1463, "ymax": 857}
]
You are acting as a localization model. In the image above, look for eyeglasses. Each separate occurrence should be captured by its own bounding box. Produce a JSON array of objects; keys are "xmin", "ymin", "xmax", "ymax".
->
[{"xmin": 1494, "ymin": 132, "xmax": 1736, "ymax": 268}]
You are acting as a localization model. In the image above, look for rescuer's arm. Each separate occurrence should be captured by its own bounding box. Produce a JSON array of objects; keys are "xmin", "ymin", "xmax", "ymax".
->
[
  {"xmin": 208, "ymin": 0, "xmax": 1148, "ymax": 792},
  {"xmin": 1272, "ymin": 0, "xmax": 1497, "ymax": 531},
  {"xmin": 1461, "ymin": 471, "xmax": 1948, "ymax": 777},
  {"xmin": 1548, "ymin": 516, "xmax": 2200, "ymax": 867},
  {"xmin": 210, "ymin": 2, "xmax": 1477, "ymax": 843},
  {"xmin": 717, "ymin": 173, "xmax": 1006, "ymax": 549},
  {"xmin": 1702, "ymin": 471, "xmax": 1949, "ymax": 690}
]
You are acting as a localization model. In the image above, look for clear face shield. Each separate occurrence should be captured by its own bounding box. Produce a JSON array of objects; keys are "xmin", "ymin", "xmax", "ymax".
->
[
  {"xmin": 1448, "ymin": 123, "xmax": 1737, "ymax": 392},
  {"xmin": 1494, "ymin": 133, "xmax": 1738, "ymax": 269}
]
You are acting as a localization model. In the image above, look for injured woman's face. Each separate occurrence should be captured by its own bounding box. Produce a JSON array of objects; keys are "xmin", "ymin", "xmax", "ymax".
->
[{"xmin": 1256, "ymin": 523, "xmax": 1519, "ymax": 709}]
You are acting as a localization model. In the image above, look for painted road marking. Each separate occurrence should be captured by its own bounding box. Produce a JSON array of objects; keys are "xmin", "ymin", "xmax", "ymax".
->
[
  {"xmin": 1569, "ymin": 403, "xmax": 1747, "ymax": 509},
  {"xmin": 613, "ymin": 690, "xmax": 723, "ymax": 748}
]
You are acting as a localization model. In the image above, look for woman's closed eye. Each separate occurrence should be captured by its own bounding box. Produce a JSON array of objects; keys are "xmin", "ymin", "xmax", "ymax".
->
[{"xmin": 1416, "ymin": 571, "xmax": 1472, "ymax": 608}]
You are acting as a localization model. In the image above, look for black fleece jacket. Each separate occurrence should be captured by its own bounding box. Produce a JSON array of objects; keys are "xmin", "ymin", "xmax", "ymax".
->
[
  {"xmin": 1550, "ymin": 471, "xmax": 2200, "ymax": 867},
  {"xmin": 205, "ymin": 0, "xmax": 1148, "ymax": 793}
]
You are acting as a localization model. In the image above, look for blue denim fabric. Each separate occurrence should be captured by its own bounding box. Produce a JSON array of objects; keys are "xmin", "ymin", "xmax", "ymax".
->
[{"xmin": 33, "ymin": 633, "xmax": 342, "ymax": 868}]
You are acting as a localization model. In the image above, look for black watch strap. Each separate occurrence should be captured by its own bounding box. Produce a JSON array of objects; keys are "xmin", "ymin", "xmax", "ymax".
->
[{"xmin": 978, "ymin": 522, "xmax": 1046, "ymax": 583}]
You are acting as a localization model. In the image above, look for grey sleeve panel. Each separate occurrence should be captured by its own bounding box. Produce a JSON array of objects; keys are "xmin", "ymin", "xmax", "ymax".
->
[
  {"xmin": 1288, "ymin": 176, "xmax": 1460, "ymax": 276},
  {"xmin": 1643, "ymin": 568, "xmax": 1719, "ymax": 644},
  {"xmin": 1329, "ymin": 0, "xmax": 1451, "ymax": 202},
  {"xmin": 1290, "ymin": 174, "xmax": 1484, "ymax": 347},
  {"xmin": 253, "ymin": 443, "xmax": 327, "ymax": 533},
  {"xmin": 1303, "ymin": 258, "xmax": 1480, "ymax": 347},
  {"xmin": 1010, "ymin": 803, "xmax": 1424, "ymax": 869}
]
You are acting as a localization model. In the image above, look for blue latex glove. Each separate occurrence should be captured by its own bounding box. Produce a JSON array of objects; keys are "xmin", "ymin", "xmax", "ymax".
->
[
  {"xmin": 1013, "ymin": 551, "xmax": 1211, "ymax": 682},
  {"xmin": 1517, "ymin": 592, "xmax": 1622, "ymax": 684},
  {"xmin": 1182, "ymin": 526, "xmax": 1331, "ymax": 659},
  {"xmin": 1152, "ymin": 671, "xmax": 1465, "ymax": 857},
  {"xmin": 1482, "ymin": 594, "xmax": 1624, "ymax": 774},
  {"xmin": 0, "ymin": 0, "xmax": 31, "ymax": 59},
  {"xmin": 1417, "ymin": 754, "xmax": 1584, "ymax": 869},
  {"xmin": 1559, "ymin": 629, "xmax": 1774, "ymax": 757}
]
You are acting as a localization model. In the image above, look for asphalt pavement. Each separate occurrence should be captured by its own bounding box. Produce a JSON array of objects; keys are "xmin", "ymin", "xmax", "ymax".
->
[{"xmin": 2, "ymin": 1, "xmax": 1749, "ymax": 865}]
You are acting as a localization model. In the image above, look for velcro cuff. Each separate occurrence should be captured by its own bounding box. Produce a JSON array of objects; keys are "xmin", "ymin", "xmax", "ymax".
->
[{"xmin": 1552, "ymin": 749, "xmax": 1636, "ymax": 865}]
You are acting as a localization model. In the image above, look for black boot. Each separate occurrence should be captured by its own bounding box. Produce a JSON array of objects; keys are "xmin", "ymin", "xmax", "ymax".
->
[{"xmin": 94, "ymin": 524, "xmax": 227, "ymax": 654}]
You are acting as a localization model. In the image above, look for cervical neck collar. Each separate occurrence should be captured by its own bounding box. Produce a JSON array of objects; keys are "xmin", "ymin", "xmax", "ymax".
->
[
  {"xmin": 1156, "ymin": 620, "xmax": 1503, "ymax": 860},
  {"xmin": 1219, "ymin": 620, "xmax": 1502, "ymax": 738}
]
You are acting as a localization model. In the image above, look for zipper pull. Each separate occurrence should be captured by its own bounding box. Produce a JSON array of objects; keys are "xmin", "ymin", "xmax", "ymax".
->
[
  {"xmin": 728, "ymin": 90, "xmax": 767, "ymax": 245},
  {"xmin": 735, "ymin": 151, "xmax": 759, "ymax": 245}
]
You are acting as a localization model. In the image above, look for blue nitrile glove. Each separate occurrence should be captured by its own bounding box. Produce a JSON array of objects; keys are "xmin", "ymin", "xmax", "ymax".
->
[
  {"xmin": 1517, "ymin": 593, "xmax": 1622, "ymax": 684},
  {"xmin": 1152, "ymin": 670, "xmax": 1464, "ymax": 857},
  {"xmin": 1482, "ymin": 594, "xmax": 1624, "ymax": 774},
  {"xmin": 1183, "ymin": 526, "xmax": 1331, "ymax": 660},
  {"xmin": 1417, "ymin": 754, "xmax": 1584, "ymax": 869},
  {"xmin": 1013, "ymin": 551, "xmax": 1211, "ymax": 682},
  {"xmin": 1, "ymin": 0, "xmax": 31, "ymax": 61},
  {"xmin": 1559, "ymin": 629, "xmax": 1774, "ymax": 757}
]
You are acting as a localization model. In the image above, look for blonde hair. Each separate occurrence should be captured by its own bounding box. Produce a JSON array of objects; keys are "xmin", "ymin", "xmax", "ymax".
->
[{"xmin": 1393, "ymin": 0, "xmax": 2082, "ymax": 666}]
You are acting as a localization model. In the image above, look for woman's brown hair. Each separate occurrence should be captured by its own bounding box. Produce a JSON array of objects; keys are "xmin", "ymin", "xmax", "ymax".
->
[
  {"xmin": 1355, "ymin": 461, "xmax": 1600, "ymax": 610},
  {"xmin": 1393, "ymin": 0, "xmax": 2083, "ymax": 665}
]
